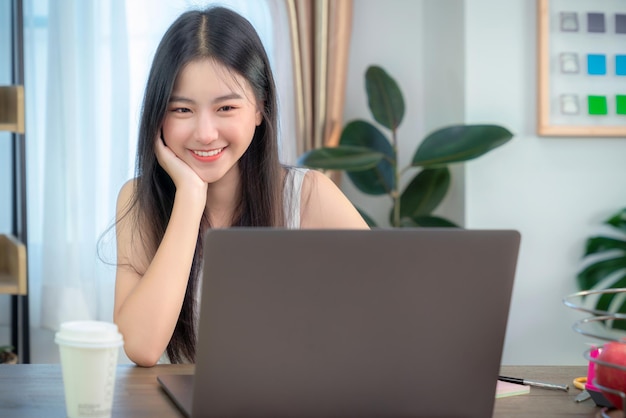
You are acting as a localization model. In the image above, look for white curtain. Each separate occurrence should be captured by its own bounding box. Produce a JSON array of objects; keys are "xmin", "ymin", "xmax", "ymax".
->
[
  {"xmin": 23, "ymin": 0, "xmax": 132, "ymax": 329},
  {"xmin": 22, "ymin": 0, "xmax": 295, "ymax": 331}
]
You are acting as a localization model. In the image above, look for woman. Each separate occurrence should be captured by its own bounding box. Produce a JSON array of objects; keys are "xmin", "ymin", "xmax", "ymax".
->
[{"xmin": 114, "ymin": 6, "xmax": 368, "ymax": 367}]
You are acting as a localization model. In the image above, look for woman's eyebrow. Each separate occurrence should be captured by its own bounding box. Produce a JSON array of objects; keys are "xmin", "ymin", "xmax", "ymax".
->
[
  {"xmin": 212, "ymin": 93, "xmax": 243, "ymax": 103},
  {"xmin": 168, "ymin": 93, "xmax": 244, "ymax": 104},
  {"xmin": 169, "ymin": 95, "xmax": 194, "ymax": 104}
]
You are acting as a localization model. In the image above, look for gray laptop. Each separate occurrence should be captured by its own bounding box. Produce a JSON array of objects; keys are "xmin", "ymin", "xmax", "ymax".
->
[{"xmin": 158, "ymin": 228, "xmax": 520, "ymax": 418}]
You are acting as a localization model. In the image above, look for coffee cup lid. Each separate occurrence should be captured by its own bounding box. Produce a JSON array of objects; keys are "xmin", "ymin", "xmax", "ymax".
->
[{"xmin": 55, "ymin": 320, "xmax": 124, "ymax": 348}]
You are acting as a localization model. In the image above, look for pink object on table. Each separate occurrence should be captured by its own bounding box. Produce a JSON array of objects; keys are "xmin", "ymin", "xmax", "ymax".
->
[
  {"xmin": 586, "ymin": 346, "xmax": 601, "ymax": 392},
  {"xmin": 586, "ymin": 345, "xmax": 613, "ymax": 408}
]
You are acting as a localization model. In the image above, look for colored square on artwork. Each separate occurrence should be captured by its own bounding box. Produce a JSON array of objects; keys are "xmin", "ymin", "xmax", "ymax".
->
[
  {"xmin": 588, "ymin": 12, "xmax": 606, "ymax": 33},
  {"xmin": 560, "ymin": 12, "xmax": 579, "ymax": 32},
  {"xmin": 587, "ymin": 54, "xmax": 606, "ymax": 75},
  {"xmin": 560, "ymin": 94, "xmax": 579, "ymax": 115},
  {"xmin": 616, "ymin": 14, "xmax": 626, "ymax": 34},
  {"xmin": 616, "ymin": 55, "xmax": 626, "ymax": 76},
  {"xmin": 560, "ymin": 53, "xmax": 579, "ymax": 73},
  {"xmin": 617, "ymin": 95, "xmax": 626, "ymax": 115},
  {"xmin": 588, "ymin": 96, "xmax": 608, "ymax": 115}
]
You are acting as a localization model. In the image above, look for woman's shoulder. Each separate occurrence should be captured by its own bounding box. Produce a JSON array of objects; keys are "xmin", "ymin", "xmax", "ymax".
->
[
  {"xmin": 281, "ymin": 165, "xmax": 336, "ymax": 193},
  {"xmin": 116, "ymin": 178, "xmax": 138, "ymax": 215},
  {"xmin": 298, "ymin": 167, "xmax": 335, "ymax": 189},
  {"xmin": 294, "ymin": 168, "xmax": 369, "ymax": 229},
  {"xmin": 119, "ymin": 178, "xmax": 136, "ymax": 195}
]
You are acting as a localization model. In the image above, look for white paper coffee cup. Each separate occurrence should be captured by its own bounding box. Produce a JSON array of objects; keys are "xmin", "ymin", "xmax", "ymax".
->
[{"xmin": 55, "ymin": 321, "xmax": 124, "ymax": 418}]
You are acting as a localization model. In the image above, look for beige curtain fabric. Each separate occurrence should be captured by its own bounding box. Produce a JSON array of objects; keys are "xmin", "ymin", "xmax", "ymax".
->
[{"xmin": 286, "ymin": 0, "xmax": 353, "ymax": 156}]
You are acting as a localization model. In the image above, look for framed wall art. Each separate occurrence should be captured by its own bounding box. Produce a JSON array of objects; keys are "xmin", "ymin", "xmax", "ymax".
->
[{"xmin": 537, "ymin": 0, "xmax": 626, "ymax": 136}]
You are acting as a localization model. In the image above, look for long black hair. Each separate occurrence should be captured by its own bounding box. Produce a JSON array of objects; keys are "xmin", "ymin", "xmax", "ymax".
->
[{"xmin": 125, "ymin": 6, "xmax": 283, "ymax": 363}]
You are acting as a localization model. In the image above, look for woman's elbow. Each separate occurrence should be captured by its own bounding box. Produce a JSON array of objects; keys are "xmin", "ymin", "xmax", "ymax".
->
[
  {"xmin": 115, "ymin": 317, "xmax": 165, "ymax": 367},
  {"xmin": 122, "ymin": 341, "xmax": 163, "ymax": 367}
]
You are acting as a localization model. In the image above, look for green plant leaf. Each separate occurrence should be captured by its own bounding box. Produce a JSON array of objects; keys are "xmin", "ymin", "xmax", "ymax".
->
[
  {"xmin": 398, "ymin": 167, "xmax": 450, "ymax": 219},
  {"xmin": 614, "ymin": 313, "xmax": 626, "ymax": 331},
  {"xmin": 340, "ymin": 120, "xmax": 395, "ymax": 195},
  {"xmin": 365, "ymin": 66, "xmax": 405, "ymax": 131},
  {"xmin": 399, "ymin": 215, "xmax": 459, "ymax": 228},
  {"xmin": 297, "ymin": 145, "xmax": 384, "ymax": 171},
  {"xmin": 592, "ymin": 274, "xmax": 626, "ymax": 331},
  {"xmin": 577, "ymin": 207, "xmax": 626, "ymax": 332},
  {"xmin": 594, "ymin": 274, "xmax": 626, "ymax": 313},
  {"xmin": 577, "ymin": 256, "xmax": 626, "ymax": 291},
  {"xmin": 613, "ymin": 296, "xmax": 626, "ymax": 331},
  {"xmin": 411, "ymin": 124, "xmax": 513, "ymax": 167},
  {"xmin": 606, "ymin": 208, "xmax": 626, "ymax": 234},
  {"xmin": 584, "ymin": 236, "xmax": 626, "ymax": 256}
]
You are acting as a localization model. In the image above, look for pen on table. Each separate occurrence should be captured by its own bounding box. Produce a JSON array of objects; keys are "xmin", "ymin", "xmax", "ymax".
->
[{"xmin": 498, "ymin": 375, "xmax": 569, "ymax": 392}]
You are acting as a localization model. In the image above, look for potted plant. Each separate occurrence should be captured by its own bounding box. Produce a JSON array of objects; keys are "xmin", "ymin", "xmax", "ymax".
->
[
  {"xmin": 576, "ymin": 208, "xmax": 626, "ymax": 331},
  {"xmin": 0, "ymin": 345, "xmax": 17, "ymax": 364},
  {"xmin": 297, "ymin": 65, "xmax": 513, "ymax": 227}
]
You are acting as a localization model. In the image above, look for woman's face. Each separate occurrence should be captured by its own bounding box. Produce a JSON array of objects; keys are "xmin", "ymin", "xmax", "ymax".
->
[{"xmin": 161, "ymin": 59, "xmax": 262, "ymax": 185}]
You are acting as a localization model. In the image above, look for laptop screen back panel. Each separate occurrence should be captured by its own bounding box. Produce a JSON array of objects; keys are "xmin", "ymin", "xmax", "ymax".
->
[{"xmin": 192, "ymin": 229, "xmax": 520, "ymax": 418}]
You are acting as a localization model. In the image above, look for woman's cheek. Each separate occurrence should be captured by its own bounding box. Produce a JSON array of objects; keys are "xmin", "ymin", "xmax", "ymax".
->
[{"xmin": 161, "ymin": 119, "xmax": 188, "ymax": 150}]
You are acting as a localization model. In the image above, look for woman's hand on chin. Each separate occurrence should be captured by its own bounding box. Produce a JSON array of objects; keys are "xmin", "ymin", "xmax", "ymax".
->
[{"xmin": 155, "ymin": 136, "xmax": 207, "ymax": 201}]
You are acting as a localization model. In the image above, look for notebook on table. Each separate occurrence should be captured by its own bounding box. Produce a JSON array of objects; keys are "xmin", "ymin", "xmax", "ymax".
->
[{"xmin": 158, "ymin": 228, "xmax": 521, "ymax": 418}]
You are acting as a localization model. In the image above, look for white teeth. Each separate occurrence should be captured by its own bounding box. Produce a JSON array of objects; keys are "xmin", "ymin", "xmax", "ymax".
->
[{"xmin": 193, "ymin": 148, "xmax": 223, "ymax": 157}]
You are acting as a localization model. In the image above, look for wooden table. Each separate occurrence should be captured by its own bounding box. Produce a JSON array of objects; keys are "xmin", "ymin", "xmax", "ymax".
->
[
  {"xmin": 494, "ymin": 366, "xmax": 606, "ymax": 418},
  {"xmin": 0, "ymin": 364, "xmax": 608, "ymax": 417}
]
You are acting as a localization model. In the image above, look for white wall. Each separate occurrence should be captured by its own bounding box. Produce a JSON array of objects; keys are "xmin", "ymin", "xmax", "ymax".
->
[
  {"xmin": 345, "ymin": 0, "xmax": 626, "ymax": 365},
  {"xmin": 465, "ymin": 0, "xmax": 626, "ymax": 365},
  {"xmin": 342, "ymin": 0, "xmax": 426, "ymax": 224}
]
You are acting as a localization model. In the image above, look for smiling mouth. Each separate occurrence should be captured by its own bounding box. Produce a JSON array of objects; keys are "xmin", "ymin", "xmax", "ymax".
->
[{"xmin": 193, "ymin": 148, "xmax": 224, "ymax": 157}]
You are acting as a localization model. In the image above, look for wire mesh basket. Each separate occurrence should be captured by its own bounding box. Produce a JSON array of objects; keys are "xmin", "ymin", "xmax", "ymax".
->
[{"xmin": 564, "ymin": 288, "xmax": 626, "ymax": 418}]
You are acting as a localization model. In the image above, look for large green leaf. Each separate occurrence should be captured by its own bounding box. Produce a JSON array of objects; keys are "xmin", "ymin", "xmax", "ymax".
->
[
  {"xmin": 412, "ymin": 124, "xmax": 513, "ymax": 167},
  {"xmin": 584, "ymin": 236, "xmax": 626, "ymax": 256},
  {"xmin": 365, "ymin": 66, "xmax": 405, "ymax": 131},
  {"xmin": 399, "ymin": 215, "xmax": 459, "ymax": 228},
  {"xmin": 577, "ymin": 256, "xmax": 626, "ymax": 291},
  {"xmin": 297, "ymin": 145, "xmax": 384, "ymax": 171},
  {"xmin": 594, "ymin": 274, "xmax": 626, "ymax": 312},
  {"xmin": 340, "ymin": 120, "xmax": 395, "ymax": 195},
  {"xmin": 606, "ymin": 208, "xmax": 626, "ymax": 234},
  {"xmin": 398, "ymin": 167, "xmax": 450, "ymax": 219}
]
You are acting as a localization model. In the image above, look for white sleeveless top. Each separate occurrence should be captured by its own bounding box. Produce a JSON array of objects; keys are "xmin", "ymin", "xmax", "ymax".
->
[
  {"xmin": 159, "ymin": 166, "xmax": 309, "ymax": 364},
  {"xmin": 283, "ymin": 166, "xmax": 308, "ymax": 229}
]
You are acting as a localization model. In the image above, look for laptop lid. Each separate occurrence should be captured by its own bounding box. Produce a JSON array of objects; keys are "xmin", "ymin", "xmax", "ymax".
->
[{"xmin": 160, "ymin": 228, "xmax": 520, "ymax": 418}]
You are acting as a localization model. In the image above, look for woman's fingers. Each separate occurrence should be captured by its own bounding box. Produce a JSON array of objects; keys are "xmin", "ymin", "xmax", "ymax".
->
[
  {"xmin": 154, "ymin": 135, "xmax": 208, "ymax": 201},
  {"xmin": 154, "ymin": 135, "xmax": 175, "ymax": 168}
]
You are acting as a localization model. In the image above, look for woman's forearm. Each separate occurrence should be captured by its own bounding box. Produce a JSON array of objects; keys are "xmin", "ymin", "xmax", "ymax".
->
[{"xmin": 115, "ymin": 190, "xmax": 204, "ymax": 366}]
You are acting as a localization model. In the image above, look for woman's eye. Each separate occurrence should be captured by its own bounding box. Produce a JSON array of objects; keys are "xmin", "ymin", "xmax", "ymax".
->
[
  {"xmin": 219, "ymin": 105, "xmax": 234, "ymax": 112},
  {"xmin": 174, "ymin": 108, "xmax": 191, "ymax": 113}
]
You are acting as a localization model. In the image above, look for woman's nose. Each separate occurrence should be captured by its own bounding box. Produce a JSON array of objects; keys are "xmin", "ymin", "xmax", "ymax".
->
[{"xmin": 195, "ymin": 112, "xmax": 218, "ymax": 143}]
